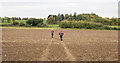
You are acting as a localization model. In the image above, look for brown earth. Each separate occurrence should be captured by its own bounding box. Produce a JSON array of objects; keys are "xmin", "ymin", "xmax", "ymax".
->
[{"xmin": 2, "ymin": 28, "xmax": 118, "ymax": 61}]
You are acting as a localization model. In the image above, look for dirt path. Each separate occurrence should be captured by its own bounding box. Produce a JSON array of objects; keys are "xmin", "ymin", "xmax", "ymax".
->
[
  {"xmin": 60, "ymin": 41, "xmax": 76, "ymax": 61},
  {"xmin": 38, "ymin": 39, "xmax": 53, "ymax": 61}
]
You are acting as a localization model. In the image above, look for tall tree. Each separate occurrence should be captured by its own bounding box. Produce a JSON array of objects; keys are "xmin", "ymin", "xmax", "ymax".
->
[
  {"xmin": 6, "ymin": 17, "xmax": 10, "ymax": 23},
  {"xmin": 65, "ymin": 14, "xmax": 69, "ymax": 20},
  {"xmin": 18, "ymin": 17, "xmax": 21, "ymax": 20},
  {"xmin": 58, "ymin": 13, "xmax": 62, "ymax": 21},
  {"xmin": 1, "ymin": 18, "xmax": 4, "ymax": 23},
  {"xmin": 73, "ymin": 12, "xmax": 77, "ymax": 20},
  {"xmin": 11, "ymin": 17, "xmax": 15, "ymax": 21},
  {"xmin": 61, "ymin": 14, "xmax": 64, "ymax": 20}
]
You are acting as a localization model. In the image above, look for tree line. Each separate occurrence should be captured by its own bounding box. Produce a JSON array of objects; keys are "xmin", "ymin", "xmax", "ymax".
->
[
  {"xmin": 0, "ymin": 17, "xmax": 28, "ymax": 23},
  {"xmin": 0, "ymin": 12, "xmax": 120, "ymax": 30},
  {"xmin": 47, "ymin": 12, "xmax": 119, "ymax": 26}
]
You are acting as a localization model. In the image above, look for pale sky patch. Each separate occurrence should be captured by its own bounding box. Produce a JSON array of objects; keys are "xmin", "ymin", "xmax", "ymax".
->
[{"xmin": 0, "ymin": 0, "xmax": 119, "ymax": 18}]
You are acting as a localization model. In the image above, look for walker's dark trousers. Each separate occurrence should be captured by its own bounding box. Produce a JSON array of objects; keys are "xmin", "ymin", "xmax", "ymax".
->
[
  {"xmin": 60, "ymin": 35, "xmax": 63, "ymax": 41},
  {"xmin": 51, "ymin": 33, "xmax": 53, "ymax": 38}
]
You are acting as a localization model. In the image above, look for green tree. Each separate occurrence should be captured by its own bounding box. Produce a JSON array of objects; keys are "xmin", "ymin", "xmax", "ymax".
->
[
  {"xmin": 73, "ymin": 12, "xmax": 77, "ymax": 20},
  {"xmin": 61, "ymin": 14, "xmax": 64, "ymax": 20},
  {"xmin": 11, "ymin": 17, "xmax": 15, "ymax": 21},
  {"xmin": 6, "ymin": 17, "xmax": 10, "ymax": 23},
  {"xmin": 76, "ymin": 14, "xmax": 82, "ymax": 21},
  {"xmin": 65, "ymin": 14, "xmax": 69, "ymax": 20},
  {"xmin": 26, "ymin": 18, "xmax": 43, "ymax": 26},
  {"xmin": 18, "ymin": 17, "xmax": 21, "ymax": 20},
  {"xmin": 1, "ymin": 18, "xmax": 4, "ymax": 23},
  {"xmin": 58, "ymin": 13, "xmax": 62, "ymax": 21}
]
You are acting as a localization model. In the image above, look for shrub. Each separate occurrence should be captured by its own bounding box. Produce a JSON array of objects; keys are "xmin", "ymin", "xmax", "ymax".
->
[
  {"xmin": 12, "ymin": 21, "xmax": 19, "ymax": 25},
  {"xmin": 26, "ymin": 18, "xmax": 43, "ymax": 26},
  {"xmin": 42, "ymin": 24, "xmax": 48, "ymax": 27},
  {"xmin": 104, "ymin": 26, "xmax": 112, "ymax": 30},
  {"xmin": 37, "ymin": 23, "xmax": 43, "ymax": 27},
  {"xmin": 19, "ymin": 22, "xmax": 25, "ymax": 26},
  {"xmin": 113, "ymin": 27, "xmax": 117, "ymax": 30},
  {"xmin": 25, "ymin": 24, "xmax": 31, "ymax": 27},
  {"xmin": 1, "ymin": 23, "xmax": 11, "ymax": 26},
  {"xmin": 60, "ymin": 20, "xmax": 105, "ymax": 30},
  {"xmin": 37, "ymin": 23, "xmax": 48, "ymax": 27},
  {"xmin": 57, "ymin": 21, "xmax": 60, "ymax": 25}
]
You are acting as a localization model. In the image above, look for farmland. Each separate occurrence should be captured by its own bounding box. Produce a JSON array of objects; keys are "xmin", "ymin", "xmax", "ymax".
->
[{"xmin": 2, "ymin": 28, "xmax": 118, "ymax": 61}]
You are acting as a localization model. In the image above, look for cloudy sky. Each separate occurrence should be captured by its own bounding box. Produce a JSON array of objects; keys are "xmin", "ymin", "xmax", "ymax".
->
[{"xmin": 0, "ymin": 0, "xmax": 119, "ymax": 18}]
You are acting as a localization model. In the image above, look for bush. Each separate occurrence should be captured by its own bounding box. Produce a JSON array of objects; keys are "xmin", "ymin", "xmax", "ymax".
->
[
  {"xmin": 19, "ymin": 22, "xmax": 25, "ymax": 26},
  {"xmin": 57, "ymin": 21, "xmax": 60, "ymax": 25},
  {"xmin": 60, "ymin": 21, "xmax": 68, "ymax": 28},
  {"xmin": 1, "ymin": 23, "xmax": 11, "ymax": 26},
  {"xmin": 42, "ymin": 24, "xmax": 48, "ymax": 27},
  {"xmin": 104, "ymin": 26, "xmax": 112, "ymax": 30},
  {"xmin": 12, "ymin": 21, "xmax": 19, "ymax": 25},
  {"xmin": 26, "ymin": 18, "xmax": 43, "ymax": 26},
  {"xmin": 37, "ymin": 23, "xmax": 43, "ymax": 27},
  {"xmin": 112, "ymin": 27, "xmax": 120, "ymax": 30},
  {"xmin": 60, "ymin": 20, "xmax": 105, "ymax": 30},
  {"xmin": 25, "ymin": 24, "xmax": 31, "ymax": 27},
  {"xmin": 37, "ymin": 23, "xmax": 48, "ymax": 27}
]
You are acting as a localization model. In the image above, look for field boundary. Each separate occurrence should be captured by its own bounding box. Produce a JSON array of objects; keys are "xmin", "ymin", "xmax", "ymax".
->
[{"xmin": 1, "ymin": 26, "xmax": 117, "ymax": 31}]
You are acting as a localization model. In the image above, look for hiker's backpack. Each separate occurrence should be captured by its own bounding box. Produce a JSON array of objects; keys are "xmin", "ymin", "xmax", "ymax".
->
[
  {"xmin": 60, "ymin": 32, "xmax": 63, "ymax": 35},
  {"xmin": 51, "ymin": 31, "xmax": 53, "ymax": 33}
]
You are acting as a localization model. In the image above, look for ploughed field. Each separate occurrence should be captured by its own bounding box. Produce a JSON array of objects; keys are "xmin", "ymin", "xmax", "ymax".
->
[{"xmin": 2, "ymin": 28, "xmax": 118, "ymax": 61}]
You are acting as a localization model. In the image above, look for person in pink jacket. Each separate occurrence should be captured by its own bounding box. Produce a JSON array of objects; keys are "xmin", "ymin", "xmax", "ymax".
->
[{"xmin": 51, "ymin": 30, "xmax": 54, "ymax": 38}]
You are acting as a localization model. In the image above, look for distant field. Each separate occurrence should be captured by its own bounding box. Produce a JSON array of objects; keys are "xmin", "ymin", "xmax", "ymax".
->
[
  {"xmin": 0, "ymin": 23, "xmax": 11, "ymax": 25},
  {"xmin": 109, "ymin": 26, "xmax": 120, "ymax": 29},
  {"xmin": 15, "ymin": 20, "xmax": 27, "ymax": 24},
  {"xmin": 1, "ymin": 21, "xmax": 120, "ymax": 30},
  {"xmin": 0, "ymin": 23, "xmax": 11, "ymax": 26},
  {"xmin": 48, "ymin": 24, "xmax": 59, "ymax": 27},
  {"xmin": 109, "ymin": 26, "xmax": 120, "ymax": 28},
  {"xmin": 1, "ymin": 20, "xmax": 27, "ymax": 24}
]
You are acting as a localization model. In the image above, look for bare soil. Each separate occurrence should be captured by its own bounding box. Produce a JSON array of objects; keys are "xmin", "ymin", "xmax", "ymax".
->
[{"xmin": 2, "ymin": 28, "xmax": 118, "ymax": 61}]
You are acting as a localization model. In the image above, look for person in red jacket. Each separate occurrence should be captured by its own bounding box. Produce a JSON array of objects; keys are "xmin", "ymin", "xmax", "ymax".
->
[
  {"xmin": 51, "ymin": 30, "xmax": 54, "ymax": 38},
  {"xmin": 58, "ymin": 31, "xmax": 64, "ymax": 41}
]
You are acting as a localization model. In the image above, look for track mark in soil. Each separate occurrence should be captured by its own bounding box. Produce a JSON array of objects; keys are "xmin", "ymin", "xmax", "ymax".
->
[
  {"xmin": 60, "ymin": 41, "xmax": 76, "ymax": 61},
  {"xmin": 39, "ymin": 39, "xmax": 53, "ymax": 61}
]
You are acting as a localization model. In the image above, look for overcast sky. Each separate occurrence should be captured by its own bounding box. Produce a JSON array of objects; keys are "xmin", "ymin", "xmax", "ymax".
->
[{"xmin": 0, "ymin": 0, "xmax": 119, "ymax": 18}]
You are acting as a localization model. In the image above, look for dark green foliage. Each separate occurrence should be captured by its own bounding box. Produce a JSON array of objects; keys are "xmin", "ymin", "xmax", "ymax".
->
[
  {"xmin": 6, "ymin": 17, "xmax": 11, "ymax": 23},
  {"xmin": 1, "ymin": 18, "xmax": 4, "ymax": 23},
  {"xmin": 61, "ymin": 14, "xmax": 64, "ymax": 20},
  {"xmin": 37, "ymin": 23, "xmax": 43, "ymax": 27},
  {"xmin": 65, "ymin": 14, "xmax": 69, "ymax": 19},
  {"xmin": 104, "ymin": 26, "xmax": 112, "ymax": 30},
  {"xmin": 22, "ymin": 17, "xmax": 28, "ymax": 20},
  {"xmin": 18, "ymin": 17, "xmax": 21, "ymax": 20},
  {"xmin": 37, "ymin": 23, "xmax": 47, "ymax": 27},
  {"xmin": 47, "ymin": 12, "xmax": 118, "ymax": 26},
  {"xmin": 12, "ymin": 21, "xmax": 19, "ymax": 25},
  {"xmin": 11, "ymin": 17, "xmax": 15, "ymax": 21},
  {"xmin": 26, "ymin": 18, "xmax": 43, "ymax": 26},
  {"xmin": 19, "ymin": 22, "xmax": 25, "ymax": 26},
  {"xmin": 1, "ymin": 23, "xmax": 11, "ymax": 26},
  {"xmin": 25, "ymin": 24, "xmax": 31, "ymax": 27},
  {"xmin": 60, "ymin": 20, "xmax": 105, "ymax": 30},
  {"xmin": 47, "ymin": 13, "xmax": 64, "ymax": 24},
  {"xmin": 42, "ymin": 24, "xmax": 48, "ymax": 27}
]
